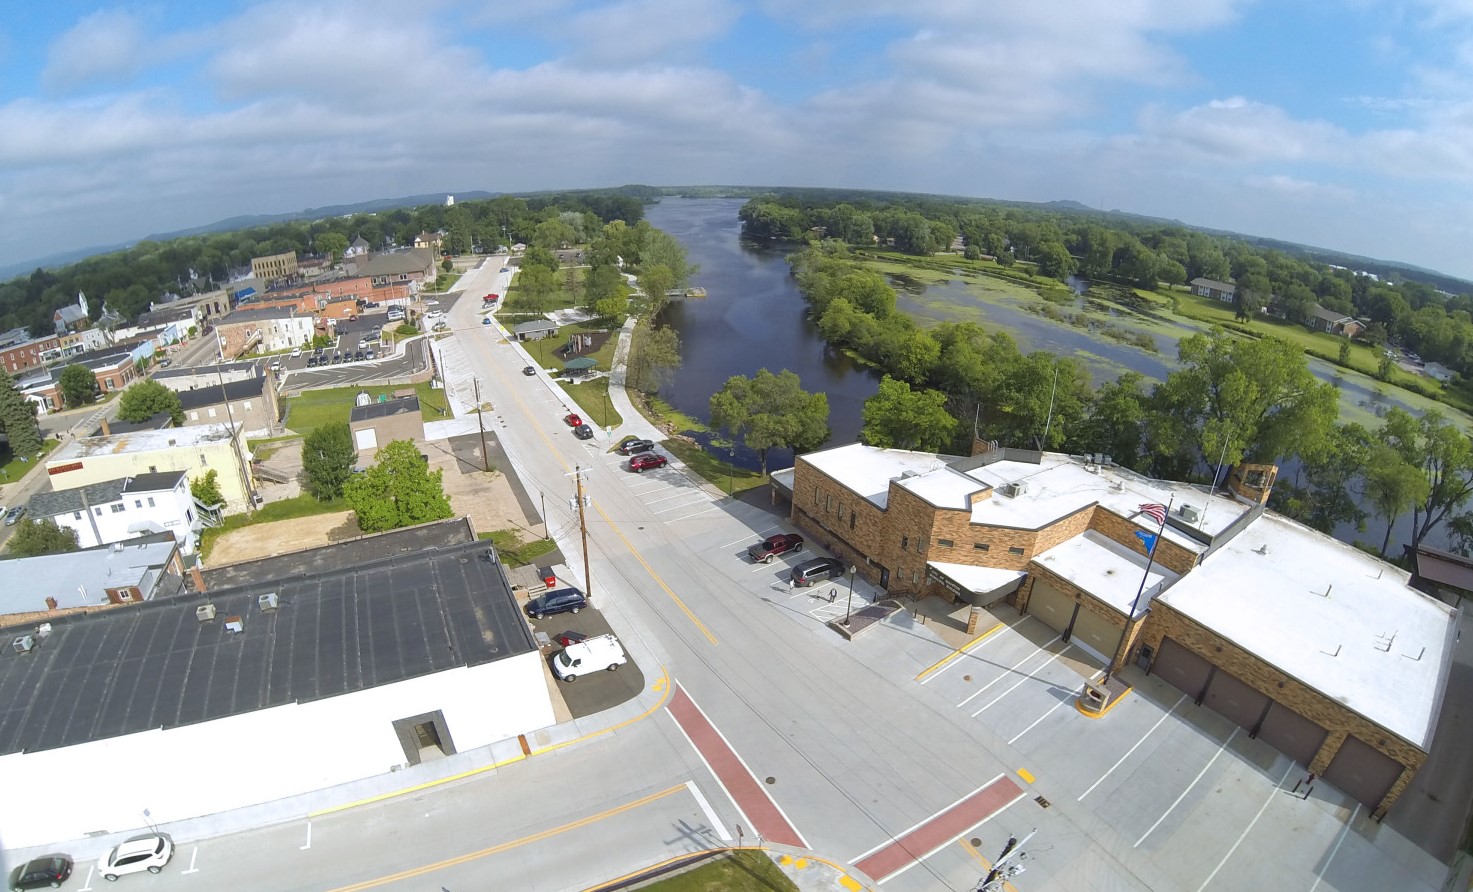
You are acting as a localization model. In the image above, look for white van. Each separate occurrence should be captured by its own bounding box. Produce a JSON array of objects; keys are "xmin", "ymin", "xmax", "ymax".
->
[{"xmin": 551, "ymin": 633, "xmax": 627, "ymax": 681}]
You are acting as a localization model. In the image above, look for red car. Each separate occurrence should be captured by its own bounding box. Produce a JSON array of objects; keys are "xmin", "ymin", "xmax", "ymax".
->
[
  {"xmin": 629, "ymin": 453, "xmax": 668, "ymax": 473},
  {"xmin": 564, "ymin": 413, "xmax": 583, "ymax": 427}
]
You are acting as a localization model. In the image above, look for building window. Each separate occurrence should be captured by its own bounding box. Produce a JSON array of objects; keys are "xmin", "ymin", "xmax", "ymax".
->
[
  {"xmin": 200, "ymin": 453, "xmax": 208, "ymax": 466},
  {"xmin": 208, "ymin": 407, "xmax": 217, "ymax": 417},
  {"xmin": 974, "ymin": 543, "xmax": 990, "ymax": 551},
  {"xmin": 1008, "ymin": 546, "xmax": 1025, "ymax": 555},
  {"xmin": 73, "ymin": 511, "xmax": 81, "ymax": 520},
  {"xmin": 186, "ymin": 508, "xmax": 193, "ymax": 523},
  {"xmin": 147, "ymin": 497, "xmax": 155, "ymax": 507},
  {"xmin": 134, "ymin": 500, "xmax": 142, "ymax": 508},
  {"xmin": 148, "ymin": 465, "xmax": 157, "ymax": 473},
  {"xmin": 110, "ymin": 504, "xmax": 125, "ymax": 513},
  {"xmin": 118, "ymin": 590, "xmax": 133, "ymax": 601},
  {"xmin": 836, "ymin": 501, "xmax": 844, "ymax": 518},
  {"xmin": 901, "ymin": 535, "xmax": 909, "ymax": 551},
  {"xmin": 937, "ymin": 539, "xmax": 954, "ymax": 548},
  {"xmin": 849, "ymin": 511, "xmax": 856, "ymax": 530},
  {"xmin": 94, "ymin": 507, "xmax": 103, "ymax": 516},
  {"xmin": 826, "ymin": 495, "xmax": 832, "ymax": 512},
  {"xmin": 242, "ymin": 400, "xmax": 252, "ymax": 410},
  {"xmin": 189, "ymin": 411, "xmax": 199, "ymax": 421}
]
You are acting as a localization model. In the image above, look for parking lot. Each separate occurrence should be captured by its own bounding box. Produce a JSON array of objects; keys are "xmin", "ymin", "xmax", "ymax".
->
[{"xmin": 521, "ymin": 604, "xmax": 645, "ymax": 720}]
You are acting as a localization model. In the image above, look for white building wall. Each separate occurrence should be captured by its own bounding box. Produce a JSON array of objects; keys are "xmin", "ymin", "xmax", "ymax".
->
[
  {"xmin": 48, "ymin": 442, "xmax": 252, "ymax": 513},
  {"xmin": 262, "ymin": 317, "xmax": 315, "ymax": 352},
  {"xmin": 0, "ymin": 650, "xmax": 554, "ymax": 848},
  {"xmin": 53, "ymin": 481, "xmax": 200, "ymax": 555}
]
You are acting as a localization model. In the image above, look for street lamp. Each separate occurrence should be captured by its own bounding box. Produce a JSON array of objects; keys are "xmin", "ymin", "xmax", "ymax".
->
[{"xmin": 842, "ymin": 565, "xmax": 859, "ymax": 626}]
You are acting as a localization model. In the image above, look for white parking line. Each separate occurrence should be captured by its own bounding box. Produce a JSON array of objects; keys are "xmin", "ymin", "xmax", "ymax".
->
[
  {"xmin": 1134, "ymin": 727, "xmax": 1240, "ymax": 848},
  {"xmin": 667, "ymin": 505, "xmax": 720, "ymax": 522},
  {"xmin": 1194, "ymin": 761, "xmax": 1293, "ymax": 891},
  {"xmin": 970, "ymin": 644, "xmax": 1072, "ymax": 716},
  {"xmin": 645, "ymin": 490, "xmax": 700, "ymax": 506},
  {"xmin": 957, "ymin": 635, "xmax": 1062, "ymax": 708},
  {"xmin": 1006, "ymin": 695, "xmax": 1073, "ymax": 745},
  {"xmin": 1078, "ymin": 693, "xmax": 1187, "ymax": 801},
  {"xmin": 652, "ymin": 497, "xmax": 710, "ymax": 515},
  {"xmin": 1309, "ymin": 803, "xmax": 1361, "ymax": 892},
  {"xmin": 724, "ymin": 527, "xmax": 776, "ymax": 548},
  {"xmin": 685, "ymin": 780, "xmax": 735, "ymax": 842}
]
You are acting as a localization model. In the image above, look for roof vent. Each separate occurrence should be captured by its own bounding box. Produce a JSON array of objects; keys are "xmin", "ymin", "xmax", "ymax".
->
[
  {"xmin": 11, "ymin": 635, "xmax": 35, "ymax": 655},
  {"xmin": 900, "ymin": 470, "xmax": 919, "ymax": 479},
  {"xmin": 1255, "ymin": 543, "xmax": 1269, "ymax": 555},
  {"xmin": 35, "ymin": 623, "xmax": 52, "ymax": 639},
  {"xmin": 258, "ymin": 592, "xmax": 279, "ymax": 612},
  {"xmin": 1110, "ymin": 480, "xmax": 1126, "ymax": 493},
  {"xmin": 196, "ymin": 604, "xmax": 217, "ymax": 622},
  {"xmin": 1179, "ymin": 504, "xmax": 1201, "ymax": 523},
  {"xmin": 1001, "ymin": 481, "xmax": 1029, "ymax": 499},
  {"xmin": 224, "ymin": 615, "xmax": 244, "ymax": 634}
]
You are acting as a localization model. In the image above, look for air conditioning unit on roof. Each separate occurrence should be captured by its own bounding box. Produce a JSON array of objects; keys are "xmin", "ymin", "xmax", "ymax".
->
[
  {"xmin": 12, "ymin": 635, "xmax": 35, "ymax": 655},
  {"xmin": 1179, "ymin": 504, "xmax": 1201, "ymax": 523},
  {"xmin": 1001, "ymin": 481, "xmax": 1029, "ymax": 499}
]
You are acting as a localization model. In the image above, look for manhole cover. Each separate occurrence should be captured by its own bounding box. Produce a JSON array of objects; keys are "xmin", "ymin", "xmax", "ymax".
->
[
  {"xmin": 970, "ymin": 837, "xmax": 982, "ymax": 848},
  {"xmin": 765, "ymin": 776, "xmax": 776, "ymax": 785}
]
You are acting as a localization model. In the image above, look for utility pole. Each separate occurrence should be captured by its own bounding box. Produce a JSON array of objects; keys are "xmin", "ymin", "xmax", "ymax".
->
[
  {"xmin": 473, "ymin": 378, "xmax": 490, "ymax": 471},
  {"xmin": 976, "ymin": 829, "xmax": 1035, "ymax": 892},
  {"xmin": 573, "ymin": 465, "xmax": 592, "ymax": 601}
]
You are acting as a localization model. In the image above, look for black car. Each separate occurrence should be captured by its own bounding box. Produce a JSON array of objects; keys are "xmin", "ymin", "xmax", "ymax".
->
[
  {"xmin": 10, "ymin": 855, "xmax": 72, "ymax": 890},
  {"xmin": 573, "ymin": 424, "xmax": 594, "ymax": 440},
  {"xmin": 618, "ymin": 438, "xmax": 654, "ymax": 455},
  {"xmin": 354, "ymin": 350, "xmax": 365, "ymax": 362},
  {"xmin": 524, "ymin": 588, "xmax": 588, "ymax": 620},
  {"xmin": 790, "ymin": 557, "xmax": 846, "ymax": 587},
  {"xmin": 522, "ymin": 365, "xmax": 538, "ymax": 376},
  {"xmin": 306, "ymin": 357, "xmax": 317, "ymax": 368}
]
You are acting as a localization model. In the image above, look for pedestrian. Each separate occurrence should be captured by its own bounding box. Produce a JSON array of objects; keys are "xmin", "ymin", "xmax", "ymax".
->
[{"xmin": 828, "ymin": 588, "xmax": 837, "ymax": 604}]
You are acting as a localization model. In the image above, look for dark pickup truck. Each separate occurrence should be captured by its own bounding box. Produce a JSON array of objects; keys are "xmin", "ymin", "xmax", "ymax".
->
[{"xmin": 747, "ymin": 533, "xmax": 804, "ymax": 564}]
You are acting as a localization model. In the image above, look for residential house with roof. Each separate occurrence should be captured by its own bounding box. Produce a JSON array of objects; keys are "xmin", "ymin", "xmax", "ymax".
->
[
  {"xmin": 413, "ymin": 231, "xmax": 442, "ymax": 252},
  {"xmin": 1307, "ymin": 305, "xmax": 1363, "ymax": 338},
  {"xmin": 345, "ymin": 235, "xmax": 372, "ymax": 257},
  {"xmin": 214, "ymin": 307, "xmax": 315, "ymax": 358},
  {"xmin": 360, "ymin": 249, "xmax": 436, "ymax": 289},
  {"xmin": 1190, "ymin": 278, "xmax": 1237, "ymax": 303},
  {"xmin": 0, "ymin": 335, "xmax": 60, "ymax": 377},
  {"xmin": 154, "ymin": 361, "xmax": 262, "ymax": 393},
  {"xmin": 46, "ymin": 423, "xmax": 255, "ymax": 512},
  {"xmin": 0, "ymin": 532, "xmax": 184, "ymax": 621},
  {"xmin": 0, "ymin": 537, "xmax": 552, "ymax": 847},
  {"xmin": 176, "ymin": 375, "xmax": 279, "ymax": 437},
  {"xmin": 52, "ymin": 292, "xmax": 89, "ymax": 335},
  {"xmin": 349, "ymin": 395, "xmax": 423, "ymax": 455},
  {"xmin": 778, "ymin": 439, "xmax": 1457, "ymax": 817},
  {"xmin": 513, "ymin": 319, "xmax": 558, "ymax": 341},
  {"xmin": 21, "ymin": 348, "xmax": 142, "ymax": 414},
  {"xmin": 26, "ymin": 472, "xmax": 204, "ymax": 556}
]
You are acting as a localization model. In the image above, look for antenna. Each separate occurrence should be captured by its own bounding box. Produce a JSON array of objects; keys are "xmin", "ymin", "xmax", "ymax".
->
[{"xmin": 1040, "ymin": 362, "xmax": 1059, "ymax": 448}]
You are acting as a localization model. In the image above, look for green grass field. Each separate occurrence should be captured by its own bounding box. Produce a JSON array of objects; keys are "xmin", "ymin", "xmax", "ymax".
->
[
  {"xmin": 478, "ymin": 529, "xmax": 558, "ymax": 567},
  {"xmin": 285, "ymin": 382, "xmax": 450, "ymax": 433},
  {"xmin": 522, "ymin": 321, "xmax": 620, "ymax": 372},
  {"xmin": 638, "ymin": 851, "xmax": 797, "ymax": 892},
  {"xmin": 661, "ymin": 438, "xmax": 768, "ymax": 496},
  {"xmin": 560, "ymin": 377, "xmax": 622, "ymax": 427},
  {"xmin": 503, "ymin": 266, "xmax": 587, "ymax": 313}
]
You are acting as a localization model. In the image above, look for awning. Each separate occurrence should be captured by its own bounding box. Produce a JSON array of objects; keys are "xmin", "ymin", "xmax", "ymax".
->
[
  {"xmin": 927, "ymin": 561, "xmax": 1025, "ymax": 601},
  {"xmin": 563, "ymin": 357, "xmax": 598, "ymax": 371}
]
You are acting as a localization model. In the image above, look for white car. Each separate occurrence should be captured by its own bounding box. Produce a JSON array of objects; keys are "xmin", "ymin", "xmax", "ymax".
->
[
  {"xmin": 290, "ymin": 348, "xmax": 301, "ymax": 358},
  {"xmin": 552, "ymin": 633, "xmax": 628, "ymax": 682},
  {"xmin": 97, "ymin": 833, "xmax": 173, "ymax": 881}
]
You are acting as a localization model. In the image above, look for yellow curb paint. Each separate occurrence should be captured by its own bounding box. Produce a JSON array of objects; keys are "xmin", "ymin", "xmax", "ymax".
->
[
  {"xmin": 794, "ymin": 858, "xmax": 808, "ymax": 869},
  {"xmin": 651, "ymin": 676, "xmax": 668, "ymax": 692},
  {"xmin": 1074, "ymin": 685, "xmax": 1133, "ymax": 720},
  {"xmin": 779, "ymin": 854, "xmax": 794, "ymax": 865},
  {"xmin": 959, "ymin": 838, "xmax": 1020, "ymax": 892},
  {"xmin": 840, "ymin": 876, "xmax": 863, "ymax": 891},
  {"xmin": 913, "ymin": 621, "xmax": 1005, "ymax": 681},
  {"xmin": 1017, "ymin": 768, "xmax": 1035, "ymax": 784},
  {"xmin": 529, "ymin": 665, "xmax": 674, "ymax": 755}
]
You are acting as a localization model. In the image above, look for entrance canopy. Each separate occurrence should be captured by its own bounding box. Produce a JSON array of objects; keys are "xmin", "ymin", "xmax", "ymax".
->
[{"xmin": 927, "ymin": 561, "xmax": 1025, "ymax": 605}]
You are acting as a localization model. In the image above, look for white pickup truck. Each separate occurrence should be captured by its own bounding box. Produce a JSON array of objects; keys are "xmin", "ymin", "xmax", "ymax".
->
[{"xmin": 552, "ymin": 633, "xmax": 628, "ymax": 681}]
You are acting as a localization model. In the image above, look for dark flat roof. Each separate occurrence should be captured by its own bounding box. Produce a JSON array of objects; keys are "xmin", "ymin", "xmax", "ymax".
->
[
  {"xmin": 0, "ymin": 536, "xmax": 534, "ymax": 756},
  {"xmin": 350, "ymin": 395, "xmax": 420, "ymax": 422},
  {"xmin": 175, "ymin": 376, "xmax": 267, "ymax": 411}
]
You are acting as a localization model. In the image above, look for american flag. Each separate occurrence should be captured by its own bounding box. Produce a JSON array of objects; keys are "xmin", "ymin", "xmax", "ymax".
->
[{"xmin": 1139, "ymin": 503, "xmax": 1168, "ymax": 526}]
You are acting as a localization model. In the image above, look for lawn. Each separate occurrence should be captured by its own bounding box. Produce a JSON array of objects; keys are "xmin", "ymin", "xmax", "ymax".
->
[
  {"xmin": 662, "ymin": 438, "xmax": 768, "ymax": 496},
  {"xmin": 285, "ymin": 381, "xmax": 451, "ymax": 433},
  {"xmin": 477, "ymin": 529, "xmax": 558, "ymax": 568},
  {"xmin": 503, "ymin": 266, "xmax": 587, "ymax": 313},
  {"xmin": 560, "ymin": 377, "xmax": 622, "ymax": 427},
  {"xmin": 523, "ymin": 321, "xmax": 620, "ymax": 372},
  {"xmin": 199, "ymin": 494, "xmax": 347, "ymax": 561},
  {"xmin": 638, "ymin": 851, "xmax": 796, "ymax": 892},
  {"xmin": 0, "ymin": 438, "xmax": 60, "ymax": 485}
]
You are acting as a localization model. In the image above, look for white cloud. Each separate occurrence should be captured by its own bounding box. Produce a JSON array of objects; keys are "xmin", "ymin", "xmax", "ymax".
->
[
  {"xmin": 42, "ymin": 9, "xmax": 150, "ymax": 91},
  {"xmin": 1129, "ymin": 97, "xmax": 1345, "ymax": 164},
  {"xmin": 564, "ymin": 0, "xmax": 741, "ymax": 65}
]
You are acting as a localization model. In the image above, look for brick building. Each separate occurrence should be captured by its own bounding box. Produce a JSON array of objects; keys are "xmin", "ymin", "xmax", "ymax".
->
[
  {"xmin": 0, "ymin": 335, "xmax": 60, "ymax": 376},
  {"xmin": 250, "ymin": 251, "xmax": 298, "ymax": 282},
  {"xmin": 214, "ymin": 307, "xmax": 315, "ymax": 358},
  {"xmin": 780, "ymin": 441, "xmax": 1456, "ymax": 817}
]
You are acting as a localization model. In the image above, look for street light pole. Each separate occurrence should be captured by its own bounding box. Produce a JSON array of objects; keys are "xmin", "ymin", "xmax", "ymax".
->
[{"xmin": 842, "ymin": 565, "xmax": 858, "ymax": 626}]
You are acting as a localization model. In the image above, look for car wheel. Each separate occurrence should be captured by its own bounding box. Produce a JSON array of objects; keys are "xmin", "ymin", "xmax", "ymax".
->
[
  {"xmin": 103, "ymin": 875, "xmax": 117, "ymax": 882},
  {"xmin": 149, "ymin": 866, "xmax": 162, "ymax": 874},
  {"xmin": 793, "ymin": 543, "xmax": 803, "ymax": 552},
  {"xmin": 564, "ymin": 674, "xmax": 577, "ymax": 682},
  {"xmin": 571, "ymin": 606, "xmax": 580, "ymax": 614},
  {"xmin": 606, "ymin": 663, "xmax": 619, "ymax": 672},
  {"xmin": 635, "ymin": 466, "xmax": 642, "ymax": 473},
  {"xmin": 534, "ymin": 612, "xmax": 546, "ymax": 620},
  {"xmin": 763, "ymin": 554, "xmax": 774, "ymax": 564}
]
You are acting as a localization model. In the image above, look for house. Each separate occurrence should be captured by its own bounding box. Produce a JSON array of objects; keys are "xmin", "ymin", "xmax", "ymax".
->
[
  {"xmin": 349, "ymin": 395, "xmax": 423, "ymax": 456},
  {"xmin": 0, "ymin": 536, "xmax": 551, "ymax": 847},
  {"xmin": 214, "ymin": 307, "xmax": 315, "ymax": 358},
  {"xmin": 413, "ymin": 231, "xmax": 442, "ymax": 252},
  {"xmin": 346, "ymin": 235, "xmax": 372, "ymax": 257},
  {"xmin": 155, "ymin": 361, "xmax": 263, "ymax": 393},
  {"xmin": 176, "ymin": 375, "xmax": 279, "ymax": 438},
  {"xmin": 1423, "ymin": 361, "xmax": 1454, "ymax": 383},
  {"xmin": 360, "ymin": 249, "xmax": 437, "ymax": 288},
  {"xmin": 513, "ymin": 319, "xmax": 558, "ymax": 341},
  {"xmin": 0, "ymin": 335, "xmax": 59, "ymax": 377},
  {"xmin": 46, "ymin": 423, "xmax": 255, "ymax": 512},
  {"xmin": 1189, "ymin": 277, "xmax": 1236, "ymax": 303},
  {"xmin": 297, "ymin": 256, "xmax": 333, "ymax": 279},
  {"xmin": 250, "ymin": 251, "xmax": 299, "ymax": 283},
  {"xmin": 20, "ymin": 349, "xmax": 141, "ymax": 414},
  {"xmin": 26, "ymin": 472, "xmax": 204, "ymax": 556},
  {"xmin": 0, "ymin": 532, "xmax": 184, "ymax": 620},
  {"xmin": 778, "ymin": 440, "xmax": 1456, "ymax": 817},
  {"xmin": 151, "ymin": 288, "xmax": 232, "ymax": 327},
  {"xmin": 1307, "ymin": 304, "xmax": 1362, "ymax": 338},
  {"xmin": 52, "ymin": 292, "xmax": 90, "ymax": 335}
]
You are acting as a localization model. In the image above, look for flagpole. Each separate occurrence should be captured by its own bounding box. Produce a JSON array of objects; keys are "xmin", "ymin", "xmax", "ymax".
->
[{"xmin": 1107, "ymin": 496, "xmax": 1174, "ymax": 680}]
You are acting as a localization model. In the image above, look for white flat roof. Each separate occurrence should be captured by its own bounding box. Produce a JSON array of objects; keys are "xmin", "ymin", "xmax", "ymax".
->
[
  {"xmin": 1034, "ymin": 530, "xmax": 1178, "ymax": 617},
  {"xmin": 928, "ymin": 561, "xmax": 1025, "ymax": 595},
  {"xmin": 49, "ymin": 423, "xmax": 239, "ymax": 461},
  {"xmin": 800, "ymin": 443, "xmax": 952, "ymax": 509},
  {"xmin": 1160, "ymin": 512, "xmax": 1457, "ymax": 749}
]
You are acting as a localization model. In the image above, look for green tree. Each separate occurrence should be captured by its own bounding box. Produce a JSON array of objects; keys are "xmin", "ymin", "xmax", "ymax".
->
[
  {"xmin": 1376, "ymin": 351, "xmax": 1395, "ymax": 381},
  {"xmin": 1270, "ymin": 422, "xmax": 1370, "ymax": 535},
  {"xmin": 343, "ymin": 440, "xmax": 454, "ymax": 533},
  {"xmin": 117, "ymin": 380, "xmax": 183, "ymax": 426},
  {"xmin": 533, "ymin": 218, "xmax": 578, "ymax": 251},
  {"xmin": 1337, "ymin": 339, "xmax": 1351, "ymax": 366},
  {"xmin": 861, "ymin": 375, "xmax": 958, "ymax": 452},
  {"xmin": 440, "ymin": 257, "xmax": 454, "ymax": 273},
  {"xmin": 515, "ymin": 265, "xmax": 558, "ymax": 310},
  {"xmin": 629, "ymin": 324, "xmax": 681, "ymax": 393},
  {"xmin": 7, "ymin": 518, "xmax": 79, "ymax": 557},
  {"xmin": 708, "ymin": 369, "xmax": 830, "ymax": 475},
  {"xmin": 0, "ymin": 369, "xmax": 42, "ymax": 460},
  {"xmin": 1070, "ymin": 372, "xmax": 1148, "ymax": 468},
  {"xmin": 302, "ymin": 423, "xmax": 356, "ymax": 501},
  {"xmin": 1035, "ymin": 242, "xmax": 1074, "ymax": 280},
  {"xmin": 59, "ymin": 364, "xmax": 97, "ymax": 409},
  {"xmin": 636, "ymin": 264, "xmax": 676, "ymax": 318},
  {"xmin": 190, "ymin": 469, "xmax": 225, "ymax": 507},
  {"xmin": 1362, "ymin": 444, "xmax": 1430, "ymax": 556},
  {"xmin": 316, "ymin": 232, "xmax": 349, "ymax": 261},
  {"xmin": 1380, "ymin": 408, "xmax": 1473, "ymax": 550}
]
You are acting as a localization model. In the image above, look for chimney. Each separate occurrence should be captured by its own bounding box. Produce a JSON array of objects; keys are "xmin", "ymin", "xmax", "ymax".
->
[
  {"xmin": 100, "ymin": 417, "xmax": 110, "ymax": 436},
  {"xmin": 45, "ymin": 597, "xmax": 57, "ymax": 611},
  {"xmin": 189, "ymin": 564, "xmax": 206, "ymax": 592}
]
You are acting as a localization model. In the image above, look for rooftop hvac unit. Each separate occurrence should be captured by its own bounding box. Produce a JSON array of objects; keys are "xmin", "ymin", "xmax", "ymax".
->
[
  {"xmin": 196, "ymin": 604, "xmax": 217, "ymax": 622},
  {"xmin": 36, "ymin": 623, "xmax": 52, "ymax": 639},
  {"xmin": 1001, "ymin": 481, "xmax": 1029, "ymax": 499},
  {"xmin": 1179, "ymin": 504, "xmax": 1201, "ymax": 523},
  {"xmin": 11, "ymin": 635, "xmax": 35, "ymax": 655},
  {"xmin": 258, "ymin": 592, "xmax": 279, "ymax": 612}
]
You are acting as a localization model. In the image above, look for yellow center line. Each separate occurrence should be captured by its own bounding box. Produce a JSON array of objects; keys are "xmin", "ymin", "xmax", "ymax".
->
[
  {"xmin": 325, "ymin": 784, "xmax": 687, "ymax": 892},
  {"xmin": 957, "ymin": 838, "xmax": 1020, "ymax": 892},
  {"xmin": 595, "ymin": 502, "xmax": 719, "ymax": 646}
]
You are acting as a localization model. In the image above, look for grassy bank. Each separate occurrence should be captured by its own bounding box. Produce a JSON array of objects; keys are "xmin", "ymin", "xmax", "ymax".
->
[
  {"xmin": 199, "ymin": 494, "xmax": 347, "ymax": 561},
  {"xmin": 560, "ymin": 377, "xmax": 623, "ymax": 427},
  {"xmin": 285, "ymin": 382, "xmax": 450, "ymax": 432},
  {"xmin": 478, "ymin": 529, "xmax": 557, "ymax": 567},
  {"xmin": 638, "ymin": 850, "xmax": 797, "ymax": 892}
]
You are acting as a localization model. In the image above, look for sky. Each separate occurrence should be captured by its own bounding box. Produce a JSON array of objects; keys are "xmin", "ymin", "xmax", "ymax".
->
[{"xmin": 5, "ymin": 1, "xmax": 1473, "ymax": 279}]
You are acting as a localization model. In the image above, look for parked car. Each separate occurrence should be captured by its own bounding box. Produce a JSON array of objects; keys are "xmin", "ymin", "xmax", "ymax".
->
[
  {"xmin": 573, "ymin": 424, "xmax": 595, "ymax": 440},
  {"xmin": 482, "ymin": 317, "xmax": 492, "ymax": 325},
  {"xmin": 552, "ymin": 633, "xmax": 627, "ymax": 682},
  {"xmin": 354, "ymin": 350, "xmax": 365, "ymax": 362},
  {"xmin": 424, "ymin": 299, "xmax": 439, "ymax": 307},
  {"xmin": 158, "ymin": 359, "xmax": 171, "ymax": 368},
  {"xmin": 5, "ymin": 506, "xmax": 27, "ymax": 526},
  {"xmin": 290, "ymin": 348, "xmax": 302, "ymax": 358},
  {"xmin": 366, "ymin": 349, "xmax": 375, "ymax": 360},
  {"xmin": 524, "ymin": 587, "xmax": 588, "ymax": 620},
  {"xmin": 9, "ymin": 855, "xmax": 72, "ymax": 890},
  {"xmin": 306, "ymin": 357, "xmax": 318, "ymax": 368},
  {"xmin": 748, "ymin": 533, "xmax": 804, "ymax": 563},
  {"xmin": 629, "ymin": 453, "xmax": 668, "ymax": 473},
  {"xmin": 97, "ymin": 833, "xmax": 173, "ymax": 881},
  {"xmin": 618, "ymin": 438, "xmax": 654, "ymax": 455},
  {"xmin": 522, "ymin": 366, "xmax": 537, "ymax": 376},
  {"xmin": 790, "ymin": 557, "xmax": 846, "ymax": 587},
  {"xmin": 500, "ymin": 266, "xmax": 511, "ymax": 273},
  {"xmin": 564, "ymin": 413, "xmax": 583, "ymax": 427}
]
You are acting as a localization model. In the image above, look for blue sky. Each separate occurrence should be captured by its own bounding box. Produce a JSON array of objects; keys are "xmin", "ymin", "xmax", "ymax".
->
[{"xmin": 5, "ymin": 0, "xmax": 1473, "ymax": 279}]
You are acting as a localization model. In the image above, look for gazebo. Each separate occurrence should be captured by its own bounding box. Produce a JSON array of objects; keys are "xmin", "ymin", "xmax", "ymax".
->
[{"xmin": 563, "ymin": 357, "xmax": 598, "ymax": 378}]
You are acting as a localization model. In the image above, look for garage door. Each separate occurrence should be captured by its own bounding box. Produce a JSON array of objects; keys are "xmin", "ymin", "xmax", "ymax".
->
[
  {"xmin": 1203, "ymin": 669, "xmax": 1270, "ymax": 732},
  {"xmin": 1026, "ymin": 579, "xmax": 1073, "ymax": 636},
  {"xmin": 1152, "ymin": 638, "xmax": 1213, "ymax": 700},
  {"xmin": 1323, "ymin": 735, "xmax": 1404, "ymax": 810},
  {"xmin": 354, "ymin": 428, "xmax": 378, "ymax": 450},
  {"xmin": 1256, "ymin": 703, "xmax": 1326, "ymax": 768},
  {"xmin": 1069, "ymin": 605, "xmax": 1121, "ymax": 666}
]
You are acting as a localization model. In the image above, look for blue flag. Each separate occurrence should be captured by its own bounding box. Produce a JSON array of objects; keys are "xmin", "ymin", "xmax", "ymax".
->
[{"xmin": 1135, "ymin": 530, "xmax": 1157, "ymax": 554}]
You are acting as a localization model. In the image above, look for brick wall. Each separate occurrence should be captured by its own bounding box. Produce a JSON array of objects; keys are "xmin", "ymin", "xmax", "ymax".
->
[
  {"xmin": 1139, "ymin": 602, "xmax": 1425, "ymax": 813},
  {"xmin": 1089, "ymin": 507, "xmax": 1198, "ymax": 575}
]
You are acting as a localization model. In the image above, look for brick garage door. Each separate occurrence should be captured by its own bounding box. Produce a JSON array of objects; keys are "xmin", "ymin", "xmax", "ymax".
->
[
  {"xmin": 1323, "ymin": 735, "xmax": 1404, "ymax": 809},
  {"xmin": 1069, "ymin": 604, "xmax": 1120, "ymax": 666},
  {"xmin": 1026, "ymin": 579, "xmax": 1073, "ymax": 637},
  {"xmin": 1153, "ymin": 638, "xmax": 1212, "ymax": 700},
  {"xmin": 1203, "ymin": 668, "xmax": 1270, "ymax": 732},
  {"xmin": 1256, "ymin": 702, "xmax": 1326, "ymax": 768}
]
